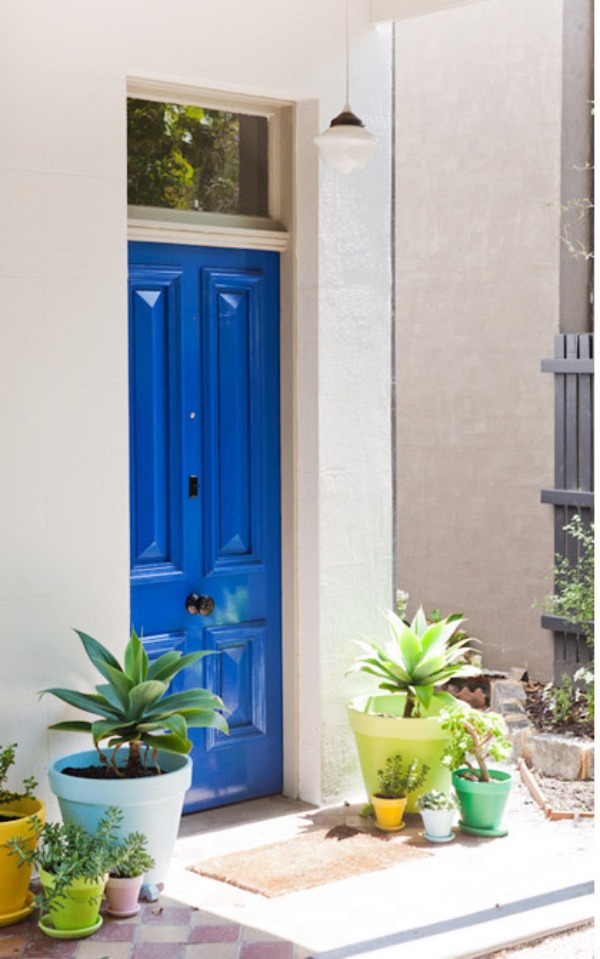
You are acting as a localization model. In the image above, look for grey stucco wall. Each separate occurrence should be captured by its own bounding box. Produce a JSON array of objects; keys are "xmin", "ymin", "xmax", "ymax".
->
[{"xmin": 394, "ymin": 0, "xmax": 567, "ymax": 681}]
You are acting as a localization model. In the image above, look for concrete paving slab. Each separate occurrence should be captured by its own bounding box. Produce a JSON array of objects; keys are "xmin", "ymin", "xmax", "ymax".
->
[{"xmin": 166, "ymin": 767, "xmax": 594, "ymax": 959}]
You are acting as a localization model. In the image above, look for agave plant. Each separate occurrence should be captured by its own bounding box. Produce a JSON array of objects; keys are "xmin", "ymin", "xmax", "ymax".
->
[
  {"xmin": 348, "ymin": 607, "xmax": 480, "ymax": 718},
  {"xmin": 41, "ymin": 630, "xmax": 228, "ymax": 775}
]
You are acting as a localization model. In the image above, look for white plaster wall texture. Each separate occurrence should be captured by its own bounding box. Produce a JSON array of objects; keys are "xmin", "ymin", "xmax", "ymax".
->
[
  {"xmin": 317, "ymin": 14, "xmax": 394, "ymax": 803},
  {"xmin": 394, "ymin": 0, "xmax": 561, "ymax": 680},
  {"xmin": 0, "ymin": 0, "xmax": 393, "ymax": 806}
]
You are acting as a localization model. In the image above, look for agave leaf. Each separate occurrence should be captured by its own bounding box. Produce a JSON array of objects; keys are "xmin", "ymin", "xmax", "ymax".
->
[
  {"xmin": 173, "ymin": 707, "xmax": 230, "ymax": 729},
  {"xmin": 95, "ymin": 683, "xmax": 126, "ymax": 715},
  {"xmin": 147, "ymin": 713, "xmax": 188, "ymax": 740},
  {"xmin": 147, "ymin": 650, "xmax": 214, "ymax": 684},
  {"xmin": 449, "ymin": 663, "xmax": 482, "ymax": 679},
  {"xmin": 412, "ymin": 654, "xmax": 446, "ymax": 681},
  {"xmin": 91, "ymin": 719, "xmax": 129, "ymax": 743},
  {"xmin": 141, "ymin": 732, "xmax": 192, "ymax": 755},
  {"xmin": 83, "ymin": 659, "xmax": 134, "ymax": 705},
  {"xmin": 74, "ymin": 629, "xmax": 123, "ymax": 676},
  {"xmin": 418, "ymin": 620, "xmax": 446, "ymax": 657},
  {"xmin": 377, "ymin": 661, "xmax": 411, "ymax": 685},
  {"xmin": 182, "ymin": 710, "xmax": 229, "ymax": 733},
  {"xmin": 127, "ymin": 681, "xmax": 168, "ymax": 719},
  {"xmin": 435, "ymin": 617, "xmax": 466, "ymax": 649},
  {"xmin": 384, "ymin": 609, "xmax": 407, "ymax": 640},
  {"xmin": 124, "ymin": 630, "xmax": 149, "ymax": 685},
  {"xmin": 146, "ymin": 689, "xmax": 225, "ymax": 716},
  {"xmin": 47, "ymin": 720, "xmax": 94, "ymax": 733},
  {"xmin": 410, "ymin": 606, "xmax": 429, "ymax": 637},
  {"xmin": 40, "ymin": 688, "xmax": 121, "ymax": 720},
  {"xmin": 432, "ymin": 690, "xmax": 456, "ymax": 707},
  {"xmin": 414, "ymin": 685, "xmax": 434, "ymax": 710},
  {"xmin": 146, "ymin": 651, "xmax": 181, "ymax": 682},
  {"xmin": 397, "ymin": 628, "xmax": 421, "ymax": 675}
]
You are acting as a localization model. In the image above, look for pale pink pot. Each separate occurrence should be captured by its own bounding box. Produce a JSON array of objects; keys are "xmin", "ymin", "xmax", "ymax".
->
[{"xmin": 105, "ymin": 875, "xmax": 143, "ymax": 918}]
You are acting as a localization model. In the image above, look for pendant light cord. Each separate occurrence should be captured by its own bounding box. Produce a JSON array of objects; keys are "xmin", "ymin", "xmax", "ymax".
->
[{"xmin": 344, "ymin": 0, "xmax": 351, "ymax": 111}]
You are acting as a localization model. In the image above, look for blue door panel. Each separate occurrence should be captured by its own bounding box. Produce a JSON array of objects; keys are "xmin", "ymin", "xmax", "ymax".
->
[{"xmin": 128, "ymin": 242, "xmax": 282, "ymax": 812}]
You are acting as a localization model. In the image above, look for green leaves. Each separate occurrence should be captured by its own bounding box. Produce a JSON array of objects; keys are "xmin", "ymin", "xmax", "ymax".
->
[
  {"xmin": 349, "ymin": 605, "xmax": 481, "ymax": 718},
  {"xmin": 43, "ymin": 629, "xmax": 229, "ymax": 770},
  {"xmin": 440, "ymin": 701, "xmax": 511, "ymax": 781}
]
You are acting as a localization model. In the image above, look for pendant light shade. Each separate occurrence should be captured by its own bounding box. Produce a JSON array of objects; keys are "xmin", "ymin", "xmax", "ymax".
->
[
  {"xmin": 314, "ymin": 107, "xmax": 376, "ymax": 174},
  {"xmin": 314, "ymin": 1, "xmax": 376, "ymax": 174}
]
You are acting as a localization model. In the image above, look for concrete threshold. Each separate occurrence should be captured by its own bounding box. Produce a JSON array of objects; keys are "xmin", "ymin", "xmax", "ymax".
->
[{"xmin": 312, "ymin": 883, "xmax": 595, "ymax": 959}]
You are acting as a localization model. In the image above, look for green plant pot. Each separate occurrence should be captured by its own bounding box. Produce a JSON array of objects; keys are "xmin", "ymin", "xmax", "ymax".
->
[
  {"xmin": 452, "ymin": 768, "xmax": 512, "ymax": 837},
  {"xmin": 348, "ymin": 693, "xmax": 452, "ymax": 813},
  {"xmin": 39, "ymin": 868, "xmax": 107, "ymax": 936}
]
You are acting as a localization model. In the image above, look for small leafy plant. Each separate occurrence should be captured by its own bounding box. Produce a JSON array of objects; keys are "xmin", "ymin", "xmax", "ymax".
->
[
  {"xmin": 41, "ymin": 629, "xmax": 229, "ymax": 775},
  {"xmin": 542, "ymin": 667, "xmax": 594, "ymax": 727},
  {"xmin": 348, "ymin": 607, "xmax": 480, "ymax": 718},
  {"xmin": 0, "ymin": 743, "xmax": 37, "ymax": 807},
  {"xmin": 8, "ymin": 807, "xmax": 122, "ymax": 919},
  {"xmin": 536, "ymin": 516, "xmax": 594, "ymax": 645},
  {"xmin": 440, "ymin": 702, "xmax": 511, "ymax": 782},
  {"xmin": 416, "ymin": 789, "xmax": 456, "ymax": 811},
  {"xmin": 109, "ymin": 830, "xmax": 155, "ymax": 879},
  {"xmin": 375, "ymin": 755, "xmax": 429, "ymax": 799}
]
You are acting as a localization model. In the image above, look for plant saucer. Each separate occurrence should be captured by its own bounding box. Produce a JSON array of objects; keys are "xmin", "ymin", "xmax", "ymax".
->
[
  {"xmin": 423, "ymin": 831, "xmax": 455, "ymax": 843},
  {"xmin": 375, "ymin": 821, "xmax": 406, "ymax": 833},
  {"xmin": 0, "ymin": 892, "xmax": 35, "ymax": 927},
  {"xmin": 107, "ymin": 904, "xmax": 141, "ymax": 918},
  {"xmin": 38, "ymin": 915, "xmax": 103, "ymax": 939},
  {"xmin": 458, "ymin": 820, "xmax": 508, "ymax": 838}
]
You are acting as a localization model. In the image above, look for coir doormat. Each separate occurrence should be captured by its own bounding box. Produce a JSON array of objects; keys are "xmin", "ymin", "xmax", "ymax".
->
[{"xmin": 189, "ymin": 825, "xmax": 430, "ymax": 897}]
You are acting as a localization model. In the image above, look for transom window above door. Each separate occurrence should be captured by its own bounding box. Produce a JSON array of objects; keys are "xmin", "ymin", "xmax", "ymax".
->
[{"xmin": 127, "ymin": 98, "xmax": 269, "ymax": 218}]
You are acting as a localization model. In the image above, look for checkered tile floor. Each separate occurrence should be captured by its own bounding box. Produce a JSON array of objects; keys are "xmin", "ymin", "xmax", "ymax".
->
[{"xmin": 0, "ymin": 896, "xmax": 299, "ymax": 959}]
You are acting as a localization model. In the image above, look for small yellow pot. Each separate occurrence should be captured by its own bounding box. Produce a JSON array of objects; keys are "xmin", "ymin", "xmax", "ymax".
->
[
  {"xmin": 0, "ymin": 796, "xmax": 46, "ymax": 926},
  {"xmin": 371, "ymin": 794, "xmax": 407, "ymax": 832}
]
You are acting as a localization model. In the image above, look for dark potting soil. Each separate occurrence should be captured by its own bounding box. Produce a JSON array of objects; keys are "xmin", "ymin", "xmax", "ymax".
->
[
  {"xmin": 0, "ymin": 812, "xmax": 21, "ymax": 822},
  {"xmin": 61, "ymin": 764, "xmax": 163, "ymax": 780}
]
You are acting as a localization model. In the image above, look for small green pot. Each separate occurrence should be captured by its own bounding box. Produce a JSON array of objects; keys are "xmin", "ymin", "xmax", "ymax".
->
[
  {"xmin": 452, "ymin": 768, "xmax": 512, "ymax": 836},
  {"xmin": 39, "ymin": 868, "xmax": 107, "ymax": 936}
]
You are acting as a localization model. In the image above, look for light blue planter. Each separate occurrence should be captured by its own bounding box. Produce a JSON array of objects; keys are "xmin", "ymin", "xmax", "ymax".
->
[{"xmin": 49, "ymin": 750, "xmax": 192, "ymax": 892}]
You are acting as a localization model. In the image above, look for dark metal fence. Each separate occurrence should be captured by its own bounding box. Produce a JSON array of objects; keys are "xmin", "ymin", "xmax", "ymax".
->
[{"xmin": 541, "ymin": 334, "xmax": 594, "ymax": 681}]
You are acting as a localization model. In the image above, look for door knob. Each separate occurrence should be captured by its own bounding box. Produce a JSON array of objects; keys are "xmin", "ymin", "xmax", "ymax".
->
[{"xmin": 185, "ymin": 593, "xmax": 215, "ymax": 616}]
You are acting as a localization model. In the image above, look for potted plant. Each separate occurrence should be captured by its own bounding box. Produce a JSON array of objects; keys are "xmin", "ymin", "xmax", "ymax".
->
[
  {"xmin": 7, "ymin": 806, "xmax": 121, "ymax": 938},
  {"xmin": 42, "ymin": 628, "xmax": 228, "ymax": 898},
  {"xmin": 416, "ymin": 789, "xmax": 456, "ymax": 842},
  {"xmin": 105, "ymin": 830, "xmax": 155, "ymax": 918},
  {"xmin": 0, "ymin": 744, "xmax": 45, "ymax": 927},
  {"xmin": 371, "ymin": 755, "xmax": 429, "ymax": 832},
  {"xmin": 347, "ymin": 601, "xmax": 480, "ymax": 810},
  {"xmin": 440, "ymin": 701, "xmax": 513, "ymax": 837}
]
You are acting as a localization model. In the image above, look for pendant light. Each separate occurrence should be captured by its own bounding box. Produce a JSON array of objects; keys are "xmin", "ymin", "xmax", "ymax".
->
[{"xmin": 314, "ymin": 0, "xmax": 376, "ymax": 174}]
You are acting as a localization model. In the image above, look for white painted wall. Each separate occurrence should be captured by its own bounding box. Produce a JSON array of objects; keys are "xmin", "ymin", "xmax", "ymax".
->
[
  {"xmin": 0, "ymin": 0, "xmax": 393, "ymax": 808},
  {"xmin": 394, "ymin": 0, "xmax": 561, "ymax": 680}
]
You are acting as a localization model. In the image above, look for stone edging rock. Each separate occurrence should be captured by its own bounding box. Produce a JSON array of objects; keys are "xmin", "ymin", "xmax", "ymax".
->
[{"xmin": 490, "ymin": 678, "xmax": 594, "ymax": 782}]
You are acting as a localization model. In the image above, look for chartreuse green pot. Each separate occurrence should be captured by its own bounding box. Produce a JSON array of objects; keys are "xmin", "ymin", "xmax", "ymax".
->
[
  {"xmin": 0, "ymin": 796, "xmax": 46, "ymax": 926},
  {"xmin": 39, "ymin": 868, "xmax": 107, "ymax": 937},
  {"xmin": 348, "ymin": 694, "xmax": 452, "ymax": 813},
  {"xmin": 452, "ymin": 768, "xmax": 512, "ymax": 837}
]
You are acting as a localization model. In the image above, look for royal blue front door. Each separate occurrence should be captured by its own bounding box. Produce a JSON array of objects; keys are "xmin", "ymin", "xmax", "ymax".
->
[{"xmin": 128, "ymin": 242, "xmax": 282, "ymax": 812}]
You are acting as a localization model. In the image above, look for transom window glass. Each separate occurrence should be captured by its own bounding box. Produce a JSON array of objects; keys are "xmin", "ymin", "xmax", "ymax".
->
[{"xmin": 127, "ymin": 98, "xmax": 269, "ymax": 218}]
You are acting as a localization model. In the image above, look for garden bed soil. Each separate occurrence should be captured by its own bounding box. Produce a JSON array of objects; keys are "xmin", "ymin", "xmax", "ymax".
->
[
  {"xmin": 532, "ymin": 770, "xmax": 594, "ymax": 814},
  {"xmin": 521, "ymin": 680, "xmax": 594, "ymax": 816},
  {"xmin": 524, "ymin": 680, "xmax": 593, "ymax": 740}
]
